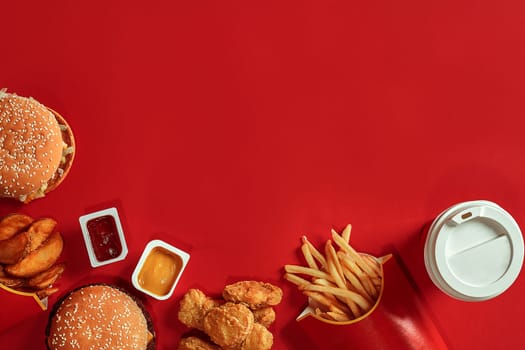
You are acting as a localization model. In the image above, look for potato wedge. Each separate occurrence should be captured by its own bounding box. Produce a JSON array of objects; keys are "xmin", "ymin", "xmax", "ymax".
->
[
  {"xmin": 27, "ymin": 218, "xmax": 57, "ymax": 252},
  {"xmin": 36, "ymin": 287, "xmax": 59, "ymax": 300},
  {"xmin": 0, "ymin": 231, "xmax": 29, "ymax": 264},
  {"xmin": 0, "ymin": 213, "xmax": 33, "ymax": 241},
  {"xmin": 5, "ymin": 232, "xmax": 63, "ymax": 278},
  {"xmin": 27, "ymin": 263, "xmax": 65, "ymax": 289},
  {"xmin": 0, "ymin": 276, "xmax": 25, "ymax": 288}
]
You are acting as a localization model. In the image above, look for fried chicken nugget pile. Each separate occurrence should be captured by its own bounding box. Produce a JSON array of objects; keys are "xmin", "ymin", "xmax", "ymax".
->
[
  {"xmin": 178, "ymin": 281, "xmax": 282, "ymax": 350},
  {"xmin": 0, "ymin": 213, "xmax": 65, "ymax": 299}
]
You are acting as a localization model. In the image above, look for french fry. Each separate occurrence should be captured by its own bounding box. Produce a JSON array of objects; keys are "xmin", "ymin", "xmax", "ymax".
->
[
  {"xmin": 284, "ymin": 272, "xmax": 311, "ymax": 287},
  {"xmin": 331, "ymin": 229, "xmax": 378, "ymax": 278},
  {"xmin": 326, "ymin": 311, "xmax": 351, "ymax": 322},
  {"xmin": 284, "ymin": 264, "xmax": 334, "ymax": 282},
  {"xmin": 341, "ymin": 224, "xmax": 352, "ymax": 243},
  {"xmin": 301, "ymin": 236, "xmax": 327, "ymax": 269},
  {"xmin": 370, "ymin": 276, "xmax": 382, "ymax": 290},
  {"xmin": 302, "ymin": 284, "xmax": 371, "ymax": 312},
  {"xmin": 324, "ymin": 241, "xmax": 346, "ymax": 289},
  {"xmin": 303, "ymin": 291, "xmax": 353, "ymax": 317},
  {"xmin": 362, "ymin": 254, "xmax": 382, "ymax": 277},
  {"xmin": 343, "ymin": 296, "xmax": 361, "ymax": 318},
  {"xmin": 301, "ymin": 243, "xmax": 318, "ymax": 270},
  {"xmin": 284, "ymin": 224, "xmax": 387, "ymax": 323},
  {"xmin": 338, "ymin": 251, "xmax": 378, "ymax": 299},
  {"xmin": 340, "ymin": 261, "xmax": 373, "ymax": 303},
  {"xmin": 314, "ymin": 308, "xmax": 347, "ymax": 323},
  {"xmin": 361, "ymin": 255, "xmax": 383, "ymax": 292},
  {"xmin": 322, "ymin": 242, "xmax": 364, "ymax": 317},
  {"xmin": 312, "ymin": 277, "xmax": 337, "ymax": 288}
]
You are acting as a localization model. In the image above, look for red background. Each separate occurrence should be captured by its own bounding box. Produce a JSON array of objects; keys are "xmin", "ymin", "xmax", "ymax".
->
[{"xmin": 1, "ymin": 1, "xmax": 525, "ymax": 349}]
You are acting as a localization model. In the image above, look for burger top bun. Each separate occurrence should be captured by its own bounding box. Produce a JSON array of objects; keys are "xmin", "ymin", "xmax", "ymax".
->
[
  {"xmin": 0, "ymin": 89, "xmax": 74, "ymax": 203},
  {"xmin": 47, "ymin": 284, "xmax": 151, "ymax": 350}
]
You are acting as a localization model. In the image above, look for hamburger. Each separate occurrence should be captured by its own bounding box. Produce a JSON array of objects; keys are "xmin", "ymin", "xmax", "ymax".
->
[
  {"xmin": 0, "ymin": 89, "xmax": 75, "ymax": 203},
  {"xmin": 46, "ymin": 284, "xmax": 155, "ymax": 350}
]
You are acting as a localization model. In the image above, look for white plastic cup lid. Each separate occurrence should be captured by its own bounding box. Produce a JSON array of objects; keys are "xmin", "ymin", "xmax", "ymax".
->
[{"xmin": 424, "ymin": 200, "xmax": 524, "ymax": 301}]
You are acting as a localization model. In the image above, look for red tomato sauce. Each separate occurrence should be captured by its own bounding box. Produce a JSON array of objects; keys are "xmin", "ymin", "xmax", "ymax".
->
[{"xmin": 86, "ymin": 215, "xmax": 122, "ymax": 261}]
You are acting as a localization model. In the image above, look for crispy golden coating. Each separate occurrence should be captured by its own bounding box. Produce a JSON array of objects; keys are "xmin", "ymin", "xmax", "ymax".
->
[
  {"xmin": 0, "ymin": 275, "xmax": 24, "ymax": 288},
  {"xmin": 0, "ymin": 231, "xmax": 29, "ymax": 264},
  {"xmin": 252, "ymin": 307, "xmax": 275, "ymax": 328},
  {"xmin": 26, "ymin": 218, "xmax": 57, "ymax": 252},
  {"xmin": 26, "ymin": 263, "xmax": 65, "ymax": 289},
  {"xmin": 178, "ymin": 336, "xmax": 221, "ymax": 350},
  {"xmin": 178, "ymin": 289, "xmax": 221, "ymax": 330},
  {"xmin": 223, "ymin": 281, "xmax": 283, "ymax": 309},
  {"xmin": 240, "ymin": 323, "xmax": 273, "ymax": 350},
  {"xmin": 203, "ymin": 302, "xmax": 254, "ymax": 349},
  {"xmin": 5, "ymin": 231, "xmax": 63, "ymax": 278},
  {"xmin": 0, "ymin": 213, "xmax": 33, "ymax": 241}
]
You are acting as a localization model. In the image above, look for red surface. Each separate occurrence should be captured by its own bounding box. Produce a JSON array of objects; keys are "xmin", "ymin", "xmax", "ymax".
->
[{"xmin": 1, "ymin": 1, "xmax": 525, "ymax": 349}]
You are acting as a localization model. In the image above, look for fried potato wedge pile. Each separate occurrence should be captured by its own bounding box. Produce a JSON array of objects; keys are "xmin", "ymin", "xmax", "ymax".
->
[
  {"xmin": 0, "ymin": 214, "xmax": 65, "ymax": 299},
  {"xmin": 284, "ymin": 224, "xmax": 390, "ymax": 323}
]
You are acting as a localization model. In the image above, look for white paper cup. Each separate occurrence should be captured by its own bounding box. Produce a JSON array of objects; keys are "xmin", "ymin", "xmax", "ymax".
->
[{"xmin": 424, "ymin": 200, "xmax": 524, "ymax": 301}]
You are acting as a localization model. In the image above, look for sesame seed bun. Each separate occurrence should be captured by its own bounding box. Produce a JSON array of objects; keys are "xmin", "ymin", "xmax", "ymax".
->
[
  {"xmin": 0, "ymin": 89, "xmax": 75, "ymax": 203},
  {"xmin": 46, "ymin": 284, "xmax": 156, "ymax": 350}
]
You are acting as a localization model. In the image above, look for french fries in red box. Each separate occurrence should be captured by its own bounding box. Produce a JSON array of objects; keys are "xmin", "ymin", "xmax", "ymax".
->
[{"xmin": 284, "ymin": 224, "xmax": 391, "ymax": 325}]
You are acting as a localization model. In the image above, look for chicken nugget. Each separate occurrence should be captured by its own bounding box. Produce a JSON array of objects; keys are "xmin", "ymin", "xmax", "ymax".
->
[
  {"xmin": 178, "ymin": 289, "xmax": 221, "ymax": 330},
  {"xmin": 203, "ymin": 302, "xmax": 254, "ymax": 349},
  {"xmin": 241, "ymin": 323, "xmax": 273, "ymax": 350},
  {"xmin": 223, "ymin": 281, "xmax": 283, "ymax": 309},
  {"xmin": 252, "ymin": 307, "xmax": 275, "ymax": 328},
  {"xmin": 178, "ymin": 336, "xmax": 221, "ymax": 350}
]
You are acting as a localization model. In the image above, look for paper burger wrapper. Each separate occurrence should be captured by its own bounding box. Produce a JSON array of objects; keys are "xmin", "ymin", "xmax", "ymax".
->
[
  {"xmin": 296, "ymin": 253, "xmax": 392, "ymax": 325},
  {"xmin": 0, "ymin": 283, "xmax": 48, "ymax": 330}
]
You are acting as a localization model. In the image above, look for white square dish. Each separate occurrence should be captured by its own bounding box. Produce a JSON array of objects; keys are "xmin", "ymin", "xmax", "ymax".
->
[
  {"xmin": 132, "ymin": 239, "xmax": 190, "ymax": 300},
  {"xmin": 78, "ymin": 207, "xmax": 128, "ymax": 268}
]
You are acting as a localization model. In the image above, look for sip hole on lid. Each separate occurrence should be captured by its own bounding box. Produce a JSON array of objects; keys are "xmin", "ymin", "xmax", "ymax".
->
[{"xmin": 424, "ymin": 200, "xmax": 524, "ymax": 301}]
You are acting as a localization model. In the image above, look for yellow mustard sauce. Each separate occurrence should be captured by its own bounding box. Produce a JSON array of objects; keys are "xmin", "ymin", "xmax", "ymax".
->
[{"xmin": 138, "ymin": 247, "xmax": 182, "ymax": 296}]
